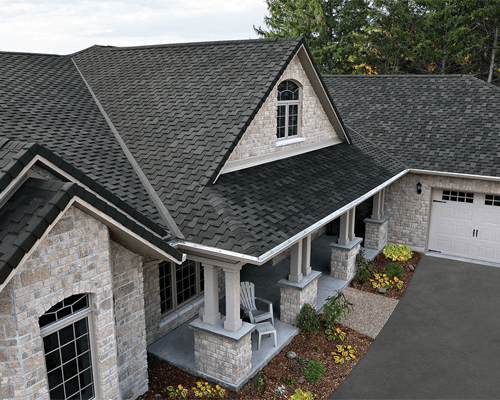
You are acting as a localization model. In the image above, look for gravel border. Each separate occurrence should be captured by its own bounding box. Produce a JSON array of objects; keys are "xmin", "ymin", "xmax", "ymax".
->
[{"xmin": 339, "ymin": 287, "xmax": 399, "ymax": 339}]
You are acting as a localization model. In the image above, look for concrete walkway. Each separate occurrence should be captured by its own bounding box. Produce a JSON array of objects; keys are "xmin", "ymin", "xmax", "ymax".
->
[{"xmin": 329, "ymin": 256, "xmax": 500, "ymax": 399}]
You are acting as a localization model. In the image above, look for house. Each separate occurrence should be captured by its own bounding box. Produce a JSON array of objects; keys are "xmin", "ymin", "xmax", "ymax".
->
[{"xmin": 1, "ymin": 37, "xmax": 499, "ymax": 399}]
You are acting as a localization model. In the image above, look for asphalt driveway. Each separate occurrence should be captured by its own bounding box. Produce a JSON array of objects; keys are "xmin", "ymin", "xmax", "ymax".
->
[{"xmin": 329, "ymin": 255, "xmax": 500, "ymax": 399}]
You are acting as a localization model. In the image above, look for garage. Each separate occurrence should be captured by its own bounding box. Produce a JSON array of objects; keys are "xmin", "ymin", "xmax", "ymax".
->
[{"xmin": 428, "ymin": 189, "xmax": 500, "ymax": 262}]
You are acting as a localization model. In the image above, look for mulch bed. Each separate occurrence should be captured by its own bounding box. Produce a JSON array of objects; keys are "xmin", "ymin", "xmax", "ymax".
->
[
  {"xmin": 349, "ymin": 251, "xmax": 421, "ymax": 300},
  {"xmin": 138, "ymin": 323, "xmax": 373, "ymax": 400}
]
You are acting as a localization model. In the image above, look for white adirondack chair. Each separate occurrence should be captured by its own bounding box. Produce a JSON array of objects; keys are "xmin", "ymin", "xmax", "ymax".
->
[{"xmin": 240, "ymin": 281, "xmax": 274, "ymax": 326}]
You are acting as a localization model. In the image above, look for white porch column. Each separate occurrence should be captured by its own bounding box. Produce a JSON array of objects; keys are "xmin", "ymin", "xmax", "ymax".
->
[
  {"xmin": 223, "ymin": 265, "xmax": 243, "ymax": 332},
  {"xmin": 372, "ymin": 190, "xmax": 385, "ymax": 221},
  {"xmin": 202, "ymin": 264, "xmax": 221, "ymax": 325},
  {"xmin": 289, "ymin": 241, "xmax": 303, "ymax": 283},
  {"xmin": 349, "ymin": 207, "xmax": 356, "ymax": 242},
  {"xmin": 338, "ymin": 211, "xmax": 350, "ymax": 246},
  {"xmin": 301, "ymin": 235, "xmax": 312, "ymax": 277}
]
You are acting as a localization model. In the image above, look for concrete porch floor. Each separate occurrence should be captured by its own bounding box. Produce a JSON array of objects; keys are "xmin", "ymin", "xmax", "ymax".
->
[{"xmin": 147, "ymin": 233, "xmax": 365, "ymax": 389}]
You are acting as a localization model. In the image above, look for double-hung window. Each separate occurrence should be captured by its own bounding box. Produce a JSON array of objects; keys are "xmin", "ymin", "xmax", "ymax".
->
[
  {"xmin": 277, "ymin": 80, "xmax": 300, "ymax": 139},
  {"xmin": 159, "ymin": 260, "xmax": 204, "ymax": 314},
  {"xmin": 40, "ymin": 294, "xmax": 96, "ymax": 400}
]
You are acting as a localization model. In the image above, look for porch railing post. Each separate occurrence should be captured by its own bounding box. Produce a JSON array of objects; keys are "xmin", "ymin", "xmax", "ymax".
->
[{"xmin": 202, "ymin": 264, "xmax": 221, "ymax": 325}]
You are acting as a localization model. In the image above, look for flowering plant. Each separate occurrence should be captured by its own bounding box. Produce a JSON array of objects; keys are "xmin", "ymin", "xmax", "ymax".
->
[
  {"xmin": 370, "ymin": 273, "xmax": 404, "ymax": 290},
  {"xmin": 383, "ymin": 244, "xmax": 412, "ymax": 261},
  {"xmin": 192, "ymin": 382, "xmax": 225, "ymax": 398},
  {"xmin": 167, "ymin": 384, "xmax": 188, "ymax": 398}
]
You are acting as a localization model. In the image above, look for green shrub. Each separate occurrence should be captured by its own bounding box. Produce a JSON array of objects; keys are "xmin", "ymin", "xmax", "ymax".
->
[
  {"xmin": 297, "ymin": 303, "xmax": 320, "ymax": 334},
  {"xmin": 301, "ymin": 358, "xmax": 326, "ymax": 384},
  {"xmin": 332, "ymin": 344, "xmax": 356, "ymax": 364},
  {"xmin": 383, "ymin": 244, "xmax": 412, "ymax": 261},
  {"xmin": 355, "ymin": 250, "xmax": 375, "ymax": 283},
  {"xmin": 321, "ymin": 292, "xmax": 353, "ymax": 328},
  {"xmin": 384, "ymin": 262, "xmax": 404, "ymax": 280}
]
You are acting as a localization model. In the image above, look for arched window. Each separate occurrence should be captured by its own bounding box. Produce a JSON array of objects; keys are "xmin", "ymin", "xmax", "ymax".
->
[
  {"xmin": 40, "ymin": 294, "xmax": 96, "ymax": 400},
  {"xmin": 277, "ymin": 80, "xmax": 300, "ymax": 139}
]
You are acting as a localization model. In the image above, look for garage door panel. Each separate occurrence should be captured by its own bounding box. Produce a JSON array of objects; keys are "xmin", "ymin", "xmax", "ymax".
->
[{"xmin": 428, "ymin": 189, "xmax": 500, "ymax": 263}]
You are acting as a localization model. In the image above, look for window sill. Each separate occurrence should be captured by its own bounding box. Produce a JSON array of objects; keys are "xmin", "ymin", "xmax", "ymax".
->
[{"xmin": 275, "ymin": 137, "xmax": 305, "ymax": 147}]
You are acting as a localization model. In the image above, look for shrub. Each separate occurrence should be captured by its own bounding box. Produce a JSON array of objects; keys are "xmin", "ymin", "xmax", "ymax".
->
[
  {"xmin": 301, "ymin": 358, "xmax": 326, "ymax": 384},
  {"xmin": 167, "ymin": 384, "xmax": 188, "ymax": 398},
  {"xmin": 192, "ymin": 382, "xmax": 225, "ymax": 398},
  {"xmin": 384, "ymin": 262, "xmax": 404, "ymax": 280},
  {"xmin": 383, "ymin": 244, "xmax": 413, "ymax": 261},
  {"xmin": 332, "ymin": 344, "xmax": 356, "ymax": 364},
  {"xmin": 370, "ymin": 273, "xmax": 404, "ymax": 290},
  {"xmin": 355, "ymin": 250, "xmax": 375, "ymax": 283},
  {"xmin": 283, "ymin": 374, "xmax": 296, "ymax": 386},
  {"xmin": 290, "ymin": 389, "xmax": 315, "ymax": 400},
  {"xmin": 297, "ymin": 303, "xmax": 320, "ymax": 334},
  {"xmin": 325, "ymin": 327, "xmax": 346, "ymax": 341},
  {"xmin": 321, "ymin": 292, "xmax": 353, "ymax": 328}
]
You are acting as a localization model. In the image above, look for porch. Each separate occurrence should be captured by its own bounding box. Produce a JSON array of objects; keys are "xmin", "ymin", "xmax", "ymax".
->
[{"xmin": 147, "ymin": 233, "xmax": 371, "ymax": 391}]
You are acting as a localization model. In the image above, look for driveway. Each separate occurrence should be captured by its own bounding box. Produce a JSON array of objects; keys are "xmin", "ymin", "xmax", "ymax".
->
[{"xmin": 329, "ymin": 255, "xmax": 500, "ymax": 399}]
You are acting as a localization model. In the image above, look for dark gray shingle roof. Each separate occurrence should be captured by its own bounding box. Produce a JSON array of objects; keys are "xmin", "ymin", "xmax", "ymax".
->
[
  {"xmin": 72, "ymin": 38, "xmax": 304, "ymax": 250},
  {"xmin": 0, "ymin": 51, "xmax": 164, "ymax": 227},
  {"xmin": 323, "ymin": 75, "xmax": 500, "ymax": 177}
]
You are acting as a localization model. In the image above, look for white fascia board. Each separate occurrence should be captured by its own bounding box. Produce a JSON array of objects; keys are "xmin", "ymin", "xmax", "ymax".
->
[
  {"xmin": 174, "ymin": 169, "xmax": 410, "ymax": 265},
  {"xmin": 409, "ymin": 169, "xmax": 500, "ymax": 182}
]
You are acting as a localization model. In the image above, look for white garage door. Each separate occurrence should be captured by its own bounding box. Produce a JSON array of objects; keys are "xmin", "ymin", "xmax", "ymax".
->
[{"xmin": 428, "ymin": 189, "xmax": 500, "ymax": 262}]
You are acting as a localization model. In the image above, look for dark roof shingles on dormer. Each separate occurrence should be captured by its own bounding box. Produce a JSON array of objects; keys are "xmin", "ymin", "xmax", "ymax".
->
[{"xmin": 72, "ymin": 38, "xmax": 304, "ymax": 253}]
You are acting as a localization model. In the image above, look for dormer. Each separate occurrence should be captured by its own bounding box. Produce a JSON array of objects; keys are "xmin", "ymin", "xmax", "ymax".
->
[{"xmin": 220, "ymin": 45, "xmax": 348, "ymax": 175}]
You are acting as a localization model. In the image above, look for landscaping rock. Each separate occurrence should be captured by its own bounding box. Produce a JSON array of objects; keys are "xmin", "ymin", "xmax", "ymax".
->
[
  {"xmin": 298, "ymin": 377, "xmax": 306, "ymax": 384},
  {"xmin": 409, "ymin": 265, "xmax": 415, "ymax": 271},
  {"xmin": 286, "ymin": 351, "xmax": 297, "ymax": 359},
  {"xmin": 378, "ymin": 287, "xmax": 386, "ymax": 294},
  {"xmin": 353, "ymin": 282, "xmax": 357, "ymax": 289}
]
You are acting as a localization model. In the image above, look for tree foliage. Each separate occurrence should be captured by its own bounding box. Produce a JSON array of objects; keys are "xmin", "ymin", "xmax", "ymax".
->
[{"xmin": 255, "ymin": 0, "xmax": 500, "ymax": 84}]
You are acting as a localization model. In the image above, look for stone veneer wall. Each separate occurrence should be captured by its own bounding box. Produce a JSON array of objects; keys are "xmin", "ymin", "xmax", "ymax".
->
[
  {"xmin": 363, "ymin": 216, "xmax": 390, "ymax": 251},
  {"xmin": 330, "ymin": 239, "xmax": 362, "ymax": 280},
  {"xmin": 226, "ymin": 55, "xmax": 338, "ymax": 163},
  {"xmin": 143, "ymin": 262, "xmax": 225, "ymax": 345},
  {"xmin": 279, "ymin": 273, "xmax": 321, "ymax": 325},
  {"xmin": 0, "ymin": 206, "xmax": 121, "ymax": 400},
  {"xmin": 111, "ymin": 242, "xmax": 148, "ymax": 399},
  {"xmin": 192, "ymin": 328, "xmax": 252, "ymax": 386},
  {"xmin": 385, "ymin": 172, "xmax": 500, "ymax": 250}
]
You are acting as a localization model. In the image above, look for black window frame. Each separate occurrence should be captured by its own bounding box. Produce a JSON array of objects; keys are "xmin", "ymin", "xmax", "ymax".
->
[{"xmin": 159, "ymin": 260, "xmax": 204, "ymax": 315}]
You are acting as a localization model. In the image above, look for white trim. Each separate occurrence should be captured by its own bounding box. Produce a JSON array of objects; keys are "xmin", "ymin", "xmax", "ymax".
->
[
  {"xmin": 275, "ymin": 137, "xmax": 306, "ymax": 147},
  {"xmin": 409, "ymin": 168, "xmax": 500, "ymax": 182},
  {"xmin": 220, "ymin": 138, "xmax": 341, "ymax": 174}
]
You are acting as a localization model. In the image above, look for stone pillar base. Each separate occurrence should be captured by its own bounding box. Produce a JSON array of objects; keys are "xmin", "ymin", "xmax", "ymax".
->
[
  {"xmin": 277, "ymin": 270, "xmax": 321, "ymax": 325},
  {"xmin": 330, "ymin": 237, "xmax": 363, "ymax": 280},
  {"xmin": 363, "ymin": 214, "xmax": 391, "ymax": 250},
  {"xmin": 190, "ymin": 317, "xmax": 254, "ymax": 388}
]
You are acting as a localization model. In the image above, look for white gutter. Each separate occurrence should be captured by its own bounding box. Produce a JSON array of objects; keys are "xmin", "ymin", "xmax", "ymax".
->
[
  {"xmin": 409, "ymin": 168, "xmax": 500, "ymax": 182},
  {"xmin": 173, "ymin": 168, "xmax": 410, "ymax": 265}
]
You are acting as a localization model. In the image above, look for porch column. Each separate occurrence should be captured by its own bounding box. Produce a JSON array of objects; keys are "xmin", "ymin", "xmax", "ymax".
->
[
  {"xmin": 338, "ymin": 211, "xmax": 350, "ymax": 246},
  {"xmin": 301, "ymin": 235, "xmax": 312, "ymax": 277},
  {"xmin": 372, "ymin": 190, "xmax": 385, "ymax": 221},
  {"xmin": 202, "ymin": 264, "xmax": 221, "ymax": 325},
  {"xmin": 348, "ymin": 207, "xmax": 356, "ymax": 242},
  {"xmin": 289, "ymin": 241, "xmax": 303, "ymax": 283},
  {"xmin": 223, "ymin": 265, "xmax": 243, "ymax": 332}
]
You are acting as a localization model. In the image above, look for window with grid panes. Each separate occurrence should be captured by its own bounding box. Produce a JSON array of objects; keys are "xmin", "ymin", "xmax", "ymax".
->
[
  {"xmin": 277, "ymin": 80, "xmax": 300, "ymax": 139},
  {"xmin": 159, "ymin": 260, "xmax": 204, "ymax": 314},
  {"xmin": 40, "ymin": 294, "xmax": 96, "ymax": 400}
]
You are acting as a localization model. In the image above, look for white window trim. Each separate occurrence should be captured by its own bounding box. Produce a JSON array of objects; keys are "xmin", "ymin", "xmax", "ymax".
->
[
  {"xmin": 40, "ymin": 295, "xmax": 100, "ymax": 400},
  {"xmin": 277, "ymin": 80, "xmax": 302, "ymax": 140},
  {"xmin": 159, "ymin": 261, "xmax": 204, "ymax": 316}
]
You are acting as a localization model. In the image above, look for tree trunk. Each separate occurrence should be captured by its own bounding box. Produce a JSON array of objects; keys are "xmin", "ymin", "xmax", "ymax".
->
[
  {"xmin": 440, "ymin": 44, "xmax": 447, "ymax": 75},
  {"xmin": 488, "ymin": 26, "xmax": 499, "ymax": 84}
]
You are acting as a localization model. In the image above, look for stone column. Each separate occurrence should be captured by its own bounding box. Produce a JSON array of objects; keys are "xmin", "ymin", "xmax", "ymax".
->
[
  {"xmin": 364, "ymin": 214, "xmax": 391, "ymax": 251},
  {"xmin": 330, "ymin": 237, "xmax": 363, "ymax": 280},
  {"xmin": 190, "ymin": 318, "xmax": 255, "ymax": 391},
  {"xmin": 223, "ymin": 265, "xmax": 242, "ymax": 332},
  {"xmin": 289, "ymin": 241, "xmax": 303, "ymax": 283},
  {"xmin": 278, "ymin": 271, "xmax": 321, "ymax": 324},
  {"xmin": 301, "ymin": 235, "xmax": 312, "ymax": 277},
  {"xmin": 203, "ymin": 264, "xmax": 221, "ymax": 325}
]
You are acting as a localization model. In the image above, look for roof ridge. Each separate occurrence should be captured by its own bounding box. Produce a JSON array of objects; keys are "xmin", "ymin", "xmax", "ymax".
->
[
  {"xmin": 324, "ymin": 74, "xmax": 466, "ymax": 78},
  {"xmin": 84, "ymin": 37, "xmax": 302, "ymax": 52},
  {"xmin": 0, "ymin": 50, "xmax": 62, "ymax": 57}
]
